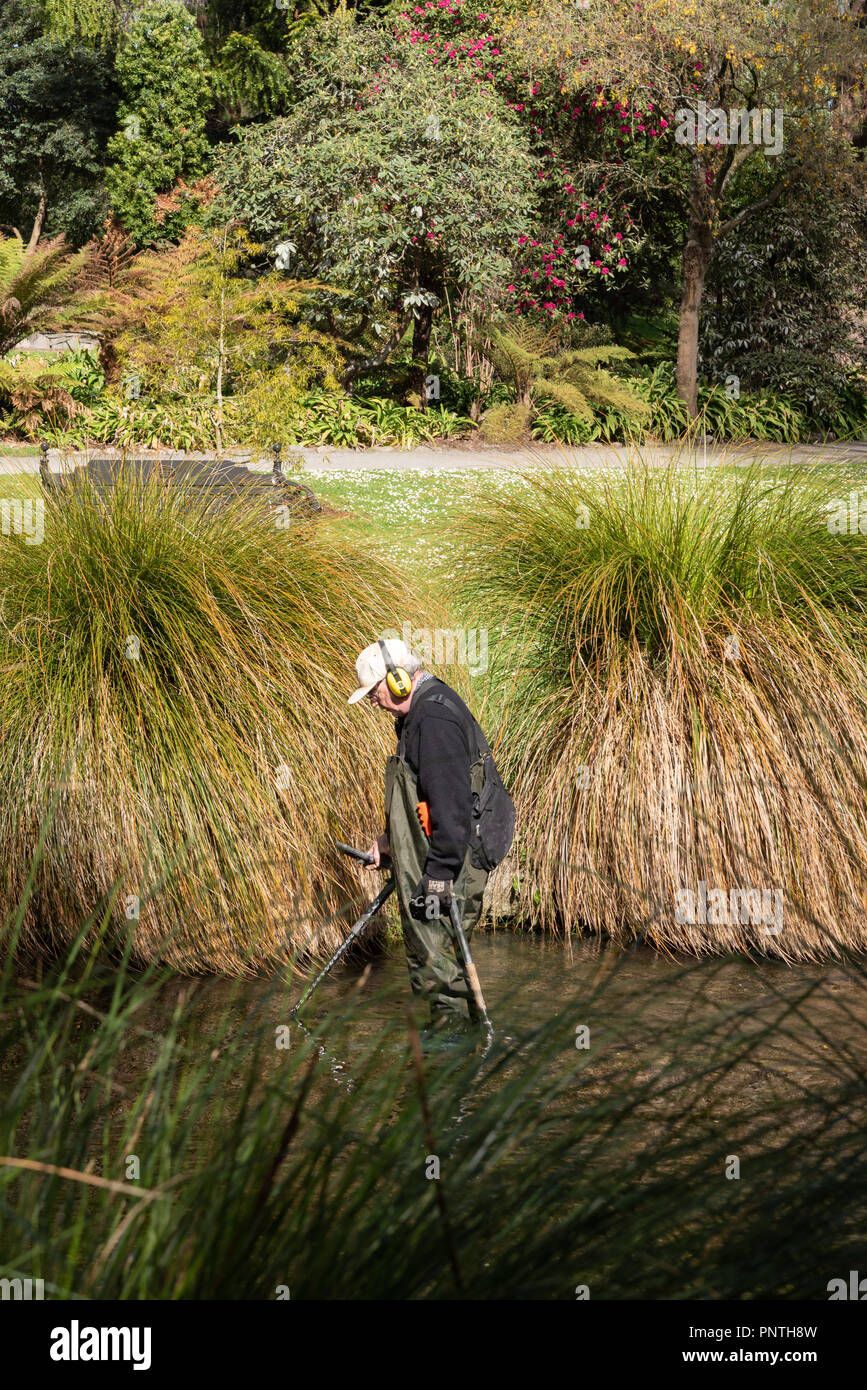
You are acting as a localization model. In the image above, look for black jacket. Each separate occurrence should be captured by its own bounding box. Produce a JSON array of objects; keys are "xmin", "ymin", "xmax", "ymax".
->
[{"xmin": 394, "ymin": 676, "xmax": 478, "ymax": 881}]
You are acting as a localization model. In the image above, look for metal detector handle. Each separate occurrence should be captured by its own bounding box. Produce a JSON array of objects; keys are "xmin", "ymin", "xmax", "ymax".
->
[{"xmin": 336, "ymin": 841, "xmax": 376, "ymax": 866}]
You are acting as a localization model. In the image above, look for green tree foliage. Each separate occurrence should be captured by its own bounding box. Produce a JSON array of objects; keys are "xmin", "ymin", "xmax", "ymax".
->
[
  {"xmin": 532, "ymin": 0, "xmax": 867, "ymax": 415},
  {"xmin": 701, "ymin": 164, "xmax": 867, "ymax": 416},
  {"xmin": 40, "ymin": 0, "xmax": 118, "ymax": 43},
  {"xmin": 210, "ymin": 32, "xmax": 294, "ymax": 124},
  {"xmin": 75, "ymin": 222, "xmax": 343, "ymax": 447},
  {"xmin": 0, "ymin": 0, "xmax": 117, "ymax": 248},
  {"xmin": 214, "ymin": 13, "xmax": 537, "ymax": 394},
  {"xmin": 104, "ymin": 0, "xmax": 212, "ymax": 246}
]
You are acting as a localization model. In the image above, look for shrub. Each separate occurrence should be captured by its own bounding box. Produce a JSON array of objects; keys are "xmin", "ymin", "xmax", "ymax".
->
[
  {"xmin": 104, "ymin": 0, "xmax": 211, "ymax": 246},
  {"xmin": 478, "ymin": 402, "xmax": 531, "ymax": 444},
  {"xmin": 55, "ymin": 394, "xmax": 222, "ymax": 451},
  {"xmin": 0, "ymin": 354, "xmax": 86, "ymax": 437},
  {"xmin": 286, "ymin": 391, "xmax": 476, "ymax": 448},
  {"xmin": 454, "ymin": 463, "xmax": 867, "ymax": 961},
  {"xmin": 0, "ymin": 233, "xmax": 91, "ymax": 355},
  {"xmin": 0, "ymin": 471, "xmax": 418, "ymax": 973}
]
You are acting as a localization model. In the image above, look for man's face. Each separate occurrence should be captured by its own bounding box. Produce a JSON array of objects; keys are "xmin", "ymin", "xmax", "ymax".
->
[{"xmin": 367, "ymin": 674, "xmax": 415, "ymax": 714}]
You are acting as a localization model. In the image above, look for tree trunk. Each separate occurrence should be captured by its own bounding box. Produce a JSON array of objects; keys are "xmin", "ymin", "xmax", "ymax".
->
[
  {"xmin": 341, "ymin": 312, "xmax": 413, "ymax": 390},
  {"xmin": 25, "ymin": 184, "xmax": 47, "ymax": 257},
  {"xmin": 676, "ymin": 161, "xmax": 714, "ymax": 419},
  {"xmin": 215, "ymin": 278, "xmax": 226, "ymax": 455},
  {"xmin": 412, "ymin": 302, "xmax": 433, "ymax": 408},
  {"xmin": 676, "ymin": 241, "xmax": 711, "ymax": 419}
]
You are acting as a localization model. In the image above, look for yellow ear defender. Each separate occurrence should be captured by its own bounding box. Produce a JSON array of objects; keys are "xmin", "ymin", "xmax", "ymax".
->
[{"xmin": 378, "ymin": 638, "xmax": 412, "ymax": 699}]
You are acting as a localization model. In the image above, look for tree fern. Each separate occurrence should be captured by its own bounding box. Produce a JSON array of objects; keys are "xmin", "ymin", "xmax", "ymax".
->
[
  {"xmin": 0, "ymin": 234, "xmax": 92, "ymax": 353},
  {"xmin": 475, "ymin": 317, "xmax": 649, "ymax": 422}
]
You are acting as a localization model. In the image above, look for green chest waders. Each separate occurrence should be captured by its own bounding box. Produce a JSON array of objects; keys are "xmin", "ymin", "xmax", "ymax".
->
[{"xmin": 385, "ymin": 751, "xmax": 488, "ymax": 1024}]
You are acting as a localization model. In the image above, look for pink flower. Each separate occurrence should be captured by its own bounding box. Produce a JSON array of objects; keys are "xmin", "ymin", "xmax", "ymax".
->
[{"xmin": 617, "ymin": 257, "xmax": 627, "ymax": 266}]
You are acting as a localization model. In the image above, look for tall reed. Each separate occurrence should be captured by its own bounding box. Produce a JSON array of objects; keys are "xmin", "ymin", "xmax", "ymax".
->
[{"xmin": 2, "ymin": 886, "xmax": 865, "ymax": 1299}]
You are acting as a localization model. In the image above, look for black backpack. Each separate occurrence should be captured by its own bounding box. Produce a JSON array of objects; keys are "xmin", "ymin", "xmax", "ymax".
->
[{"xmin": 420, "ymin": 690, "xmax": 516, "ymax": 872}]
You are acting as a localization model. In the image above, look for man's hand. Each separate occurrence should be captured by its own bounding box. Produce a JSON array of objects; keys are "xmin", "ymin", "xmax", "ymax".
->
[
  {"xmin": 409, "ymin": 874, "xmax": 454, "ymax": 921},
  {"xmin": 367, "ymin": 832, "xmax": 391, "ymax": 869}
]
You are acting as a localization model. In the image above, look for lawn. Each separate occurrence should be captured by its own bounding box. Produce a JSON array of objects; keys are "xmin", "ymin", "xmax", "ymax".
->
[
  {"xmin": 308, "ymin": 457, "xmax": 867, "ymax": 555},
  {"xmin": 4, "ymin": 453, "xmax": 867, "ymax": 566}
]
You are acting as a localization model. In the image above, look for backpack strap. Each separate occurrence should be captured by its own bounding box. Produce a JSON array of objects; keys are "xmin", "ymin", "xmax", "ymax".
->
[
  {"xmin": 397, "ymin": 682, "xmax": 482, "ymax": 761},
  {"xmin": 421, "ymin": 691, "xmax": 488, "ymax": 761}
]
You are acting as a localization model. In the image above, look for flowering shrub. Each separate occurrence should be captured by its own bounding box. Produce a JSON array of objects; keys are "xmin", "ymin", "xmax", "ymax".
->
[{"xmin": 389, "ymin": 1, "xmax": 646, "ymax": 321}]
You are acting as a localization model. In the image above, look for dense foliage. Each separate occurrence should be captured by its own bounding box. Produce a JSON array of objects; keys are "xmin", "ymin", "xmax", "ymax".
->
[
  {"xmin": 104, "ymin": 0, "xmax": 211, "ymax": 246},
  {"xmin": 0, "ymin": 0, "xmax": 117, "ymax": 245},
  {"xmin": 0, "ymin": 0, "xmax": 863, "ymax": 444}
]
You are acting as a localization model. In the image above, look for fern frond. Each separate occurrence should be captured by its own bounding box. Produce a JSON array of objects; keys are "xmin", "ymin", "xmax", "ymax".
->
[{"xmin": 533, "ymin": 377, "xmax": 594, "ymax": 420}]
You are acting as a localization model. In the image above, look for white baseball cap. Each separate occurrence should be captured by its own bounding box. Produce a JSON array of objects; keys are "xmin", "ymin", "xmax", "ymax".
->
[{"xmin": 347, "ymin": 637, "xmax": 413, "ymax": 704}]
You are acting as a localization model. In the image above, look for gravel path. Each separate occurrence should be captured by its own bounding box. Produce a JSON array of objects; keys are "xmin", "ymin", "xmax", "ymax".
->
[{"xmin": 3, "ymin": 438, "xmax": 867, "ymax": 476}]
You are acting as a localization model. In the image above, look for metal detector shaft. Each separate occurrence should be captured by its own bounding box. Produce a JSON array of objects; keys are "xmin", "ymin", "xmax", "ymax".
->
[
  {"xmin": 449, "ymin": 898, "xmax": 493, "ymax": 1036},
  {"xmin": 291, "ymin": 877, "xmax": 395, "ymax": 1018},
  {"xmin": 335, "ymin": 841, "xmax": 376, "ymax": 865}
]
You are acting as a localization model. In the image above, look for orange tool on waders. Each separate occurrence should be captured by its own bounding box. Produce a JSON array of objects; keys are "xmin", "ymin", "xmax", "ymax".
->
[{"xmin": 415, "ymin": 802, "xmax": 493, "ymax": 1040}]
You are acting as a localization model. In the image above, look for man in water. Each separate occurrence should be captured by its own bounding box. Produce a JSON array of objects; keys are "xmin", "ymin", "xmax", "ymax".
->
[{"xmin": 348, "ymin": 637, "xmax": 488, "ymax": 1033}]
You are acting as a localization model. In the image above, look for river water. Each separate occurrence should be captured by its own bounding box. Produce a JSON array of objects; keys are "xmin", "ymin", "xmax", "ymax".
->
[{"xmin": 109, "ymin": 928, "xmax": 867, "ymax": 1108}]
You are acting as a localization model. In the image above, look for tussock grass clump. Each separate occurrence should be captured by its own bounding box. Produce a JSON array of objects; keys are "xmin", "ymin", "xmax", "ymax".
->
[
  {"xmin": 455, "ymin": 463, "xmax": 867, "ymax": 960},
  {"xmin": 0, "ymin": 472, "xmax": 414, "ymax": 974}
]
